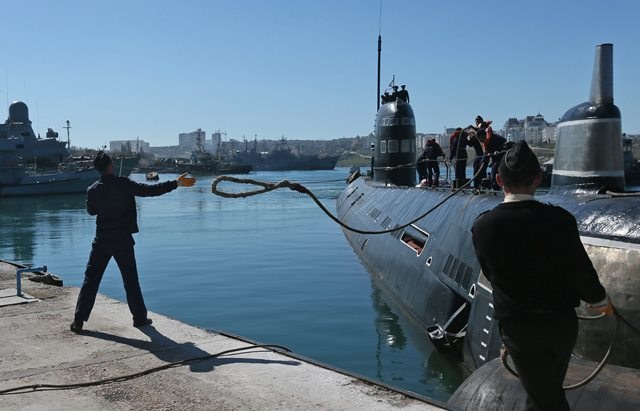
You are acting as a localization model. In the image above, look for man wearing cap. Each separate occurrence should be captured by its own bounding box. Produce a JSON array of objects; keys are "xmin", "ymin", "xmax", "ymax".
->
[
  {"xmin": 471, "ymin": 141, "xmax": 613, "ymax": 411},
  {"xmin": 391, "ymin": 85, "xmax": 399, "ymax": 101},
  {"xmin": 70, "ymin": 152, "xmax": 196, "ymax": 332},
  {"xmin": 398, "ymin": 85, "xmax": 410, "ymax": 103}
]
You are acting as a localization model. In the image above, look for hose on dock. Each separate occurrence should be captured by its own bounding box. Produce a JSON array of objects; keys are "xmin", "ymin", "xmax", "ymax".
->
[
  {"xmin": 0, "ymin": 344, "xmax": 291, "ymax": 395},
  {"xmin": 500, "ymin": 308, "xmax": 640, "ymax": 390}
]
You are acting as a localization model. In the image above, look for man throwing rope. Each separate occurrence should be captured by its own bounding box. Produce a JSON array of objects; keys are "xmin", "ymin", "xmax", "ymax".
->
[
  {"xmin": 471, "ymin": 141, "xmax": 613, "ymax": 411},
  {"xmin": 70, "ymin": 152, "xmax": 195, "ymax": 332}
]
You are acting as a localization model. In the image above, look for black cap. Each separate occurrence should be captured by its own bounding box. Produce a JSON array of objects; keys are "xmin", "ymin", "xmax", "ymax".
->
[
  {"xmin": 475, "ymin": 115, "xmax": 484, "ymax": 124},
  {"xmin": 504, "ymin": 141, "xmax": 538, "ymax": 171},
  {"xmin": 93, "ymin": 151, "xmax": 112, "ymax": 173}
]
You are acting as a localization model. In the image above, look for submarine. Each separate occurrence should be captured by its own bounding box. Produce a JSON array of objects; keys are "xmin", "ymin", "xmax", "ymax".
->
[{"xmin": 337, "ymin": 41, "xmax": 640, "ymax": 384}]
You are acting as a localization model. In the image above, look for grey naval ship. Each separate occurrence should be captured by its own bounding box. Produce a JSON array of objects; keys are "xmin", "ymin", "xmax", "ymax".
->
[
  {"xmin": 0, "ymin": 101, "xmax": 138, "ymax": 197},
  {"xmin": 337, "ymin": 44, "xmax": 640, "ymax": 405},
  {"xmin": 235, "ymin": 137, "xmax": 339, "ymax": 171}
]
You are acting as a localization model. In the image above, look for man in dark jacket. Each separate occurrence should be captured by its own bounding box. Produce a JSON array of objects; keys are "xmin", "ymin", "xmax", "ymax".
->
[
  {"xmin": 469, "ymin": 134, "xmax": 486, "ymax": 190},
  {"xmin": 70, "ymin": 152, "xmax": 195, "ymax": 331},
  {"xmin": 471, "ymin": 141, "xmax": 613, "ymax": 411},
  {"xmin": 476, "ymin": 128, "xmax": 506, "ymax": 190},
  {"xmin": 417, "ymin": 139, "xmax": 444, "ymax": 187},
  {"xmin": 449, "ymin": 128, "xmax": 468, "ymax": 187},
  {"xmin": 398, "ymin": 85, "xmax": 410, "ymax": 103}
]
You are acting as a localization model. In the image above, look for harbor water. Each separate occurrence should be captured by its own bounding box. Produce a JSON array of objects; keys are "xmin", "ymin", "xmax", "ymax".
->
[{"xmin": 0, "ymin": 168, "xmax": 466, "ymax": 401}]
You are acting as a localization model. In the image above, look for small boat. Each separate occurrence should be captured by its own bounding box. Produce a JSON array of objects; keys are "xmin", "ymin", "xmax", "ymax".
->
[{"xmin": 145, "ymin": 171, "xmax": 159, "ymax": 181}]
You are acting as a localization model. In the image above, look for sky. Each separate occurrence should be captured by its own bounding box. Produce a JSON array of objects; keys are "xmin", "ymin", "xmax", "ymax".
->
[{"xmin": 2, "ymin": 0, "xmax": 639, "ymax": 147}]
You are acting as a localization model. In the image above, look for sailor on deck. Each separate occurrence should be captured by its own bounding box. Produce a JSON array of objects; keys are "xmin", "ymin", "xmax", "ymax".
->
[
  {"xmin": 398, "ymin": 85, "xmax": 410, "ymax": 103},
  {"xmin": 70, "ymin": 152, "xmax": 196, "ymax": 332},
  {"xmin": 468, "ymin": 133, "xmax": 486, "ymax": 190},
  {"xmin": 476, "ymin": 127, "xmax": 506, "ymax": 191},
  {"xmin": 449, "ymin": 127, "xmax": 468, "ymax": 187},
  {"xmin": 417, "ymin": 139, "xmax": 444, "ymax": 187},
  {"xmin": 471, "ymin": 141, "xmax": 613, "ymax": 411}
]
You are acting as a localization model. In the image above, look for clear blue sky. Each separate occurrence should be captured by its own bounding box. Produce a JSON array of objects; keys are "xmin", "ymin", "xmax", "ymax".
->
[{"xmin": 2, "ymin": 0, "xmax": 639, "ymax": 147}]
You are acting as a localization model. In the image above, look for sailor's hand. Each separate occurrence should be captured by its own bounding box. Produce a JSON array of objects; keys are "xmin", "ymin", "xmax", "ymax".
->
[
  {"xmin": 588, "ymin": 296, "xmax": 615, "ymax": 316},
  {"xmin": 177, "ymin": 172, "xmax": 196, "ymax": 187}
]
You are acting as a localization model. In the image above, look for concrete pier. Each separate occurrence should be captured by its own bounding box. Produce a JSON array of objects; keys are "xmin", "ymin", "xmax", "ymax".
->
[{"xmin": 0, "ymin": 262, "xmax": 444, "ymax": 411}]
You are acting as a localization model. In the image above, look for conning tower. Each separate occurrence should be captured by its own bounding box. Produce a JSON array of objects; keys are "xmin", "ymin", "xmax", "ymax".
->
[
  {"xmin": 552, "ymin": 43, "xmax": 624, "ymax": 191},
  {"xmin": 373, "ymin": 98, "xmax": 416, "ymax": 186}
]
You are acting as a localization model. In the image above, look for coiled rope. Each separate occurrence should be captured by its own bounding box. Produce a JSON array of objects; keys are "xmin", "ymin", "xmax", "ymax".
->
[
  {"xmin": 211, "ymin": 164, "xmax": 488, "ymax": 236},
  {"xmin": 499, "ymin": 309, "xmax": 640, "ymax": 390}
]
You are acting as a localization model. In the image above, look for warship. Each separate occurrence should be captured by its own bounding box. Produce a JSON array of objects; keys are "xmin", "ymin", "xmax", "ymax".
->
[
  {"xmin": 172, "ymin": 130, "xmax": 252, "ymax": 175},
  {"xmin": 0, "ymin": 101, "xmax": 70, "ymax": 165},
  {"xmin": 234, "ymin": 137, "xmax": 339, "ymax": 171},
  {"xmin": 337, "ymin": 42, "xmax": 640, "ymax": 390},
  {"xmin": 0, "ymin": 101, "xmax": 138, "ymax": 197}
]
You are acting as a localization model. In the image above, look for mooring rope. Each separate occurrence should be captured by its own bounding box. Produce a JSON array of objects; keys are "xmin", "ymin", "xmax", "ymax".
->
[
  {"xmin": 0, "ymin": 344, "xmax": 291, "ymax": 395},
  {"xmin": 211, "ymin": 164, "xmax": 487, "ymax": 236}
]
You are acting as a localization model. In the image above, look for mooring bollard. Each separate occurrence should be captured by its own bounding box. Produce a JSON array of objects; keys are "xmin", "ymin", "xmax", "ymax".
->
[{"xmin": 16, "ymin": 266, "xmax": 47, "ymax": 297}]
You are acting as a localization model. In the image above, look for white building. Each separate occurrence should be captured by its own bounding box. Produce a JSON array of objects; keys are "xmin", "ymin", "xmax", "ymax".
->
[
  {"xmin": 109, "ymin": 139, "xmax": 150, "ymax": 153},
  {"xmin": 503, "ymin": 114, "xmax": 549, "ymax": 145},
  {"xmin": 178, "ymin": 129, "xmax": 206, "ymax": 151}
]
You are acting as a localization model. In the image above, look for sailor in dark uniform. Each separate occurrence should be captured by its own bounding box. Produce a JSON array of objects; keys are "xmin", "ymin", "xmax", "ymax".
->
[
  {"xmin": 449, "ymin": 128, "xmax": 469, "ymax": 187},
  {"xmin": 391, "ymin": 85, "xmax": 399, "ymax": 100},
  {"xmin": 417, "ymin": 139, "xmax": 444, "ymax": 187},
  {"xmin": 398, "ymin": 85, "xmax": 410, "ymax": 103},
  {"xmin": 70, "ymin": 152, "xmax": 196, "ymax": 331},
  {"xmin": 469, "ymin": 133, "xmax": 486, "ymax": 190},
  {"xmin": 471, "ymin": 141, "xmax": 613, "ymax": 411},
  {"xmin": 476, "ymin": 128, "xmax": 506, "ymax": 190}
]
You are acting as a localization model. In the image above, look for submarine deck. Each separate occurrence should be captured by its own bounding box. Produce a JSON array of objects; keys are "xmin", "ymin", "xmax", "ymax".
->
[{"xmin": 0, "ymin": 261, "xmax": 444, "ymax": 411}]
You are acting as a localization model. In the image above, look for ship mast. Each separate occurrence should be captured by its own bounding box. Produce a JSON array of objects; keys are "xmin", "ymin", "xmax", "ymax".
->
[{"xmin": 63, "ymin": 120, "xmax": 71, "ymax": 148}]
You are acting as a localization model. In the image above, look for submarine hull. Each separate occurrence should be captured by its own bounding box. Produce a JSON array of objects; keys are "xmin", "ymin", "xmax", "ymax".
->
[
  {"xmin": 337, "ymin": 177, "xmax": 640, "ymax": 371},
  {"xmin": 446, "ymin": 357, "xmax": 640, "ymax": 411}
]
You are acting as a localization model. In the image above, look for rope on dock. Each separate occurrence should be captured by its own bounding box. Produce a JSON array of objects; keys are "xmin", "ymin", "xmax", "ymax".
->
[{"xmin": 0, "ymin": 344, "xmax": 291, "ymax": 395}]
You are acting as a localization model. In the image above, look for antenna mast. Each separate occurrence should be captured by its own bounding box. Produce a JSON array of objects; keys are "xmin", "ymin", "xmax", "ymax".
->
[
  {"xmin": 63, "ymin": 120, "xmax": 71, "ymax": 148},
  {"xmin": 377, "ymin": 1, "xmax": 382, "ymax": 112}
]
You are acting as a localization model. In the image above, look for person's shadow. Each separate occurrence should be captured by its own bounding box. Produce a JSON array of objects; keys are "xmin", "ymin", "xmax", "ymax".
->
[{"xmin": 82, "ymin": 326, "xmax": 300, "ymax": 372}]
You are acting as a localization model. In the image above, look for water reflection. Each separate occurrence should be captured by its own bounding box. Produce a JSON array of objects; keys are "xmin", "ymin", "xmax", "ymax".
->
[
  {"xmin": 0, "ymin": 194, "xmax": 86, "ymax": 265},
  {"xmin": 0, "ymin": 170, "xmax": 467, "ymax": 400},
  {"xmin": 370, "ymin": 281, "xmax": 468, "ymax": 397}
]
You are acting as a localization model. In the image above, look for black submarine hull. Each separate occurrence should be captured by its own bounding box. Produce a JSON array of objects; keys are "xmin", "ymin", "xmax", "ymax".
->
[{"xmin": 337, "ymin": 177, "xmax": 640, "ymax": 372}]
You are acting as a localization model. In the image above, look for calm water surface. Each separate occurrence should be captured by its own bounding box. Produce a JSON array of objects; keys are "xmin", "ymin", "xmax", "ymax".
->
[{"xmin": 0, "ymin": 168, "xmax": 466, "ymax": 401}]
